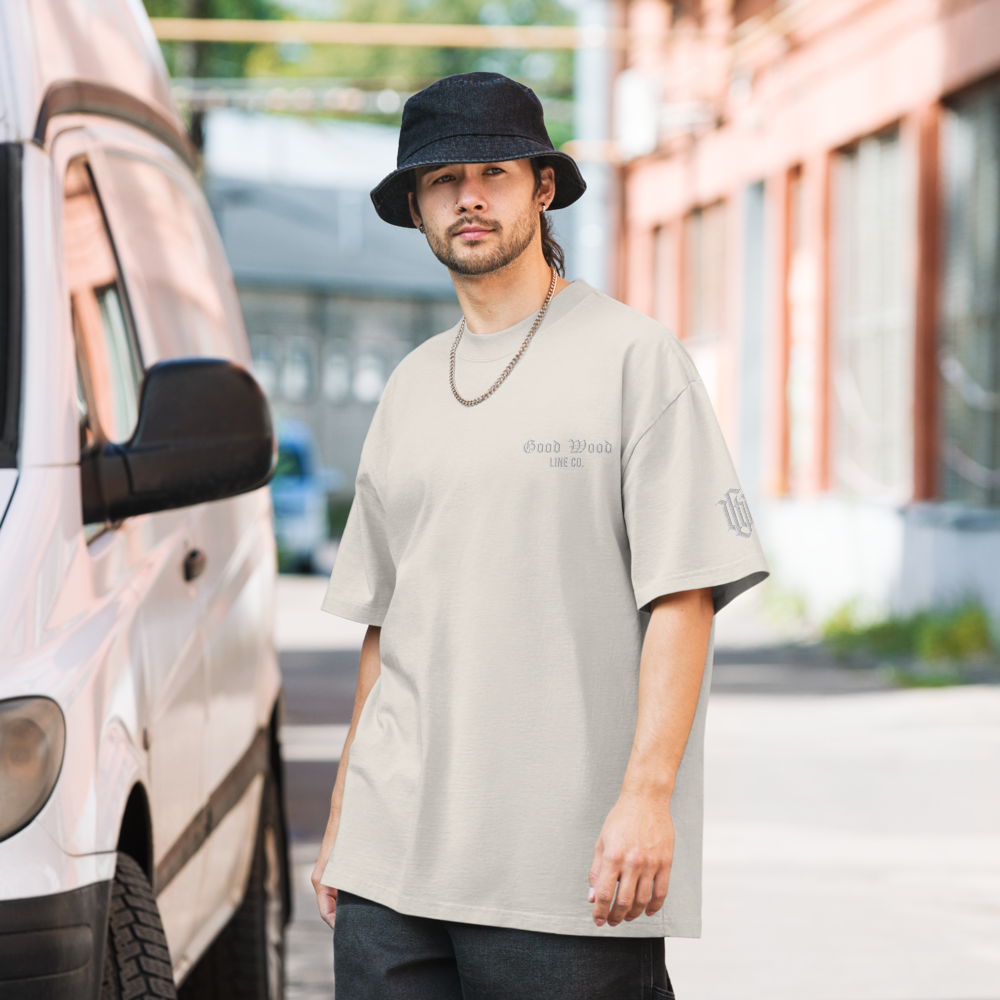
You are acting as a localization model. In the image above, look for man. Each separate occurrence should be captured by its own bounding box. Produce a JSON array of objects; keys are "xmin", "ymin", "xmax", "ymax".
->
[{"xmin": 312, "ymin": 72, "xmax": 768, "ymax": 998}]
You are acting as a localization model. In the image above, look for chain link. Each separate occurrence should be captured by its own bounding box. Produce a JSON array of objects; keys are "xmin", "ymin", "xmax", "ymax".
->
[{"xmin": 449, "ymin": 268, "xmax": 558, "ymax": 407}]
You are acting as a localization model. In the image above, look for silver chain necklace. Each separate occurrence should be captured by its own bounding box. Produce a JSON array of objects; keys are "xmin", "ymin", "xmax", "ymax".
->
[{"xmin": 449, "ymin": 268, "xmax": 558, "ymax": 407}]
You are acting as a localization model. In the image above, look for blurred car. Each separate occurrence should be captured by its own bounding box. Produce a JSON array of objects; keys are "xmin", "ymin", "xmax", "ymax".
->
[
  {"xmin": 0, "ymin": 2, "xmax": 289, "ymax": 998},
  {"xmin": 271, "ymin": 419, "xmax": 342, "ymax": 573}
]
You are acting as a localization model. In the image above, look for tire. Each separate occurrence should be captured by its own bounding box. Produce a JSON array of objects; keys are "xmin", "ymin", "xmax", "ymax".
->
[
  {"xmin": 179, "ymin": 771, "xmax": 288, "ymax": 1000},
  {"xmin": 101, "ymin": 852, "xmax": 178, "ymax": 1000}
]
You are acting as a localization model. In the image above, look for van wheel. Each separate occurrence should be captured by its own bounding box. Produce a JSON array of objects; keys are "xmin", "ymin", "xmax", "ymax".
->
[
  {"xmin": 180, "ymin": 772, "xmax": 287, "ymax": 1000},
  {"xmin": 101, "ymin": 852, "xmax": 177, "ymax": 999}
]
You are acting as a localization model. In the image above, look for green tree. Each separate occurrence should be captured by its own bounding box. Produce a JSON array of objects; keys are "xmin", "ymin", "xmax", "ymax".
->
[
  {"xmin": 144, "ymin": 0, "xmax": 573, "ymax": 97},
  {"xmin": 245, "ymin": 0, "xmax": 574, "ymax": 99},
  {"xmin": 143, "ymin": 0, "xmax": 285, "ymax": 79}
]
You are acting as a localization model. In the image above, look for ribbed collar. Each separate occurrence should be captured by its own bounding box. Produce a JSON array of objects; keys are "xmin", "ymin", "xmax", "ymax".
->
[{"xmin": 453, "ymin": 280, "xmax": 596, "ymax": 362}]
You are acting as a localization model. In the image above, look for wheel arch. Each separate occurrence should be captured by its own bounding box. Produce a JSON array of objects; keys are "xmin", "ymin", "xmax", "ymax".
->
[{"xmin": 116, "ymin": 782, "xmax": 153, "ymax": 882}]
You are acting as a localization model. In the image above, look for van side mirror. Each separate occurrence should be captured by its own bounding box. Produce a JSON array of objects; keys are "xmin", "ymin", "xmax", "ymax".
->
[{"xmin": 81, "ymin": 358, "xmax": 276, "ymax": 524}]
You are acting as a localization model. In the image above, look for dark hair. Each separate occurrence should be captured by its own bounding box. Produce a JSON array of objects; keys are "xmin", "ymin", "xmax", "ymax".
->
[{"xmin": 531, "ymin": 158, "xmax": 566, "ymax": 277}]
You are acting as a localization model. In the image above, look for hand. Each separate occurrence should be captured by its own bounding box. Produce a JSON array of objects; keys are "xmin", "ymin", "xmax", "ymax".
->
[
  {"xmin": 311, "ymin": 843, "xmax": 339, "ymax": 929},
  {"xmin": 588, "ymin": 789, "xmax": 674, "ymax": 927}
]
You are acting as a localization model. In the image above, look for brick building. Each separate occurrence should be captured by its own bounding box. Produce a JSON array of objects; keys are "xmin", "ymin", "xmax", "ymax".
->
[{"xmin": 616, "ymin": 0, "xmax": 1000, "ymax": 620}]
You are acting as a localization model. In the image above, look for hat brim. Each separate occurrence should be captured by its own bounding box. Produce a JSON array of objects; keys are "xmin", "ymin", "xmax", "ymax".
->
[{"xmin": 370, "ymin": 135, "xmax": 587, "ymax": 228}]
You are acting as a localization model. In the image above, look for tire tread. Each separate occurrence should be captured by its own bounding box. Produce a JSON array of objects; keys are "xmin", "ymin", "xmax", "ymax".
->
[{"xmin": 101, "ymin": 853, "xmax": 177, "ymax": 1000}]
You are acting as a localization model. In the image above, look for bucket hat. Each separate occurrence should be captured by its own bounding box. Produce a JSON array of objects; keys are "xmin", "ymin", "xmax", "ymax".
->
[{"xmin": 370, "ymin": 72, "xmax": 587, "ymax": 228}]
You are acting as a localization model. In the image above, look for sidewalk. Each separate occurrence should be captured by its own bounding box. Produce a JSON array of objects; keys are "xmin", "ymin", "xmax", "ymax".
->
[
  {"xmin": 670, "ymin": 685, "xmax": 1000, "ymax": 1000},
  {"xmin": 278, "ymin": 575, "xmax": 1000, "ymax": 1000}
]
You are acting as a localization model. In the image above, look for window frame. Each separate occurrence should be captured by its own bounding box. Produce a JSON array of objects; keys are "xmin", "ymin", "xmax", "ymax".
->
[
  {"xmin": 64, "ymin": 155, "xmax": 144, "ymax": 454},
  {"xmin": 828, "ymin": 123, "xmax": 917, "ymax": 502}
]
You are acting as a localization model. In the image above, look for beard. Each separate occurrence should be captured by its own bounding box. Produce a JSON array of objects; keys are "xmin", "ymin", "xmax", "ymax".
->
[{"xmin": 424, "ymin": 206, "xmax": 538, "ymax": 276}]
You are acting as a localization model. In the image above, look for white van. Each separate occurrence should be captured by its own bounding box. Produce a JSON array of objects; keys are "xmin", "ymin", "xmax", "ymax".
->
[{"xmin": 0, "ymin": 2, "xmax": 289, "ymax": 997}]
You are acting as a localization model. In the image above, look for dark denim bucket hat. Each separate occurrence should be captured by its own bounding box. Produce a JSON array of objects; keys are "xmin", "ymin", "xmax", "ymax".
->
[{"xmin": 370, "ymin": 72, "xmax": 587, "ymax": 228}]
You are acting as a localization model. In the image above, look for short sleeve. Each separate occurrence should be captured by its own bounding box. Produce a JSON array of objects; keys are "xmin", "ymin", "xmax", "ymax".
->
[
  {"xmin": 321, "ymin": 386, "xmax": 396, "ymax": 625},
  {"xmin": 622, "ymin": 379, "xmax": 769, "ymax": 613}
]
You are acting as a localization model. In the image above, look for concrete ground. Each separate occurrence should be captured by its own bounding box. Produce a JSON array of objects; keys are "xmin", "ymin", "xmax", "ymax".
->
[{"xmin": 277, "ymin": 575, "xmax": 1000, "ymax": 1000}]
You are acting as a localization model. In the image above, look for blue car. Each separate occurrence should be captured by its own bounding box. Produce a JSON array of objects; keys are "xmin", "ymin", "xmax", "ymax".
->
[{"xmin": 271, "ymin": 419, "xmax": 342, "ymax": 572}]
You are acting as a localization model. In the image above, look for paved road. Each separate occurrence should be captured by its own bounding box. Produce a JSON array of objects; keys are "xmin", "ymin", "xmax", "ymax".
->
[
  {"xmin": 281, "ymin": 649, "xmax": 354, "ymax": 1000},
  {"xmin": 277, "ymin": 577, "xmax": 1000, "ymax": 1000}
]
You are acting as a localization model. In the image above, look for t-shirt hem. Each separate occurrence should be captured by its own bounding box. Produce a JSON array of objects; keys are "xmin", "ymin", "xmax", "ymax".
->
[
  {"xmin": 320, "ymin": 593, "xmax": 388, "ymax": 627},
  {"xmin": 635, "ymin": 556, "xmax": 770, "ymax": 613},
  {"xmin": 324, "ymin": 870, "xmax": 701, "ymax": 938}
]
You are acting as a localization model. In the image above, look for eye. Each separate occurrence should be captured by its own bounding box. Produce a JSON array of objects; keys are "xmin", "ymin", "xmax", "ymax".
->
[
  {"xmin": 431, "ymin": 173, "xmax": 456, "ymax": 185},
  {"xmin": 484, "ymin": 167, "xmax": 504, "ymax": 176}
]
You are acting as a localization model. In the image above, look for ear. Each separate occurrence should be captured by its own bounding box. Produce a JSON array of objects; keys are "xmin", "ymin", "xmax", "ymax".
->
[
  {"xmin": 537, "ymin": 165, "xmax": 556, "ymax": 210},
  {"xmin": 407, "ymin": 191, "xmax": 424, "ymax": 231}
]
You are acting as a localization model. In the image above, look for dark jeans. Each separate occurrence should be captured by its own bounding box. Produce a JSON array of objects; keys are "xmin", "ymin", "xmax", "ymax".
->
[{"xmin": 333, "ymin": 891, "xmax": 676, "ymax": 1000}]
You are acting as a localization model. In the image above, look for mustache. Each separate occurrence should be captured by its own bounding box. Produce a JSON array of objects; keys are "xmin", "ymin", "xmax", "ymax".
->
[{"xmin": 445, "ymin": 216, "xmax": 502, "ymax": 238}]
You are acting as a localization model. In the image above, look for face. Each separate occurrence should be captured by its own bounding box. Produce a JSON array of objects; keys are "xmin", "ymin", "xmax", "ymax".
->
[{"xmin": 409, "ymin": 160, "xmax": 556, "ymax": 276}]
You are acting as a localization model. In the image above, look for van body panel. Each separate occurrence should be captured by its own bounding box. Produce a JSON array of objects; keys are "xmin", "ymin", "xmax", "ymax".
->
[
  {"xmin": 0, "ymin": 0, "xmax": 284, "ymax": 988},
  {"xmin": 0, "ymin": 823, "xmax": 116, "ymax": 899},
  {"xmin": 0, "ymin": 468, "xmax": 15, "ymax": 523},
  {"xmin": 154, "ymin": 836, "xmax": 207, "ymax": 974},
  {"xmin": 7, "ymin": 0, "xmax": 179, "ymax": 146},
  {"xmin": 168, "ymin": 773, "xmax": 264, "ymax": 982},
  {"xmin": 0, "ymin": 1, "xmax": 37, "ymax": 145},
  {"xmin": 20, "ymin": 141, "xmax": 78, "ymax": 468},
  {"xmin": 0, "ymin": 466, "xmax": 146, "ymax": 858}
]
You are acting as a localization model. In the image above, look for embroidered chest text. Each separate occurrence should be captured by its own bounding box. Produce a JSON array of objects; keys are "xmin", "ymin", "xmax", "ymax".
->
[{"xmin": 523, "ymin": 438, "xmax": 614, "ymax": 468}]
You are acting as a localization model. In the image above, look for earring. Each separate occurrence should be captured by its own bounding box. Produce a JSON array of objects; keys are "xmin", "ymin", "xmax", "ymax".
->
[{"xmin": 418, "ymin": 223, "xmax": 425, "ymax": 233}]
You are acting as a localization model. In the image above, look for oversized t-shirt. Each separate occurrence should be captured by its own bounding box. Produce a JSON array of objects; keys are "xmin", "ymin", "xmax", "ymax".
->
[{"xmin": 321, "ymin": 280, "xmax": 768, "ymax": 937}]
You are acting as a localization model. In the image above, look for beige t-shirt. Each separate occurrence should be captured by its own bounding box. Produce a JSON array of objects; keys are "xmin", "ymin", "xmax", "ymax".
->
[{"xmin": 321, "ymin": 280, "xmax": 768, "ymax": 937}]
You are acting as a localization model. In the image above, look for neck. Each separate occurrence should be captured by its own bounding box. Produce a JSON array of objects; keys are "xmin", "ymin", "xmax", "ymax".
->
[{"xmin": 450, "ymin": 245, "xmax": 570, "ymax": 335}]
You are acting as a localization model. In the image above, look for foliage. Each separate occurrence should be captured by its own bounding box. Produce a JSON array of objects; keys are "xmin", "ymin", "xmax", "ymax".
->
[
  {"xmin": 821, "ymin": 601, "xmax": 995, "ymax": 664},
  {"xmin": 144, "ymin": 0, "xmax": 286, "ymax": 78},
  {"xmin": 248, "ymin": 0, "xmax": 573, "ymax": 99},
  {"xmin": 143, "ymin": 0, "xmax": 575, "ymax": 102}
]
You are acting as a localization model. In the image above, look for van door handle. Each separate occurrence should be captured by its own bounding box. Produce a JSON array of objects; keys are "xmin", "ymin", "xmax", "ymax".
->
[{"xmin": 183, "ymin": 549, "xmax": 206, "ymax": 582}]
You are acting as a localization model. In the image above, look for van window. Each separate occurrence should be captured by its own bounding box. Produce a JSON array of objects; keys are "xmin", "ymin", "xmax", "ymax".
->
[
  {"xmin": 102, "ymin": 152, "xmax": 245, "ymax": 364},
  {"xmin": 63, "ymin": 159, "xmax": 141, "ymax": 445}
]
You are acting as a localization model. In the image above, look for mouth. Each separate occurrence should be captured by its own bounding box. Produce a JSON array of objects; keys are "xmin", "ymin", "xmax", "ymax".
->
[{"xmin": 453, "ymin": 226, "xmax": 494, "ymax": 242}]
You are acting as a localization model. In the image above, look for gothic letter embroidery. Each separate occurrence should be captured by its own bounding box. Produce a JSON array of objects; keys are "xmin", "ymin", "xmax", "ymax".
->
[{"xmin": 718, "ymin": 488, "xmax": 754, "ymax": 538}]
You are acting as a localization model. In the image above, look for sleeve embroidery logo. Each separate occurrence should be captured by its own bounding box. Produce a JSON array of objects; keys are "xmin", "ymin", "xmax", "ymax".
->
[{"xmin": 718, "ymin": 488, "xmax": 754, "ymax": 538}]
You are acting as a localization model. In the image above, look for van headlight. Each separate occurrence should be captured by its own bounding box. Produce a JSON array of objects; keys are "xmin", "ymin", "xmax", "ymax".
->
[{"xmin": 0, "ymin": 698, "xmax": 66, "ymax": 842}]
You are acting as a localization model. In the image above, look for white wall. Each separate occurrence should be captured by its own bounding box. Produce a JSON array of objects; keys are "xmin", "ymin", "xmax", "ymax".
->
[{"xmin": 757, "ymin": 497, "xmax": 1000, "ymax": 623}]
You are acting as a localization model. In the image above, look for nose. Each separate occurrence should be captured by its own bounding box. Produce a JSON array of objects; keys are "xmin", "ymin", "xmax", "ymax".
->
[{"xmin": 455, "ymin": 176, "xmax": 486, "ymax": 214}]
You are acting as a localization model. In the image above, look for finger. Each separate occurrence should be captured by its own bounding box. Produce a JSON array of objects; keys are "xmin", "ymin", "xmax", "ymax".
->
[
  {"xmin": 607, "ymin": 860, "xmax": 641, "ymax": 927},
  {"xmin": 316, "ymin": 885, "xmax": 338, "ymax": 929},
  {"xmin": 645, "ymin": 869, "xmax": 670, "ymax": 916},
  {"xmin": 588, "ymin": 842, "xmax": 603, "ymax": 904},
  {"xmin": 626, "ymin": 872, "xmax": 654, "ymax": 921},
  {"xmin": 591, "ymin": 849, "xmax": 622, "ymax": 927}
]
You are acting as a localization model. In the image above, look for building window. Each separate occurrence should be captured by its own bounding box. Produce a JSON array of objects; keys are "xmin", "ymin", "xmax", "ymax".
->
[
  {"xmin": 941, "ymin": 85, "xmax": 1000, "ymax": 506},
  {"xmin": 682, "ymin": 202, "xmax": 727, "ymax": 408},
  {"xmin": 250, "ymin": 335, "xmax": 278, "ymax": 397},
  {"xmin": 785, "ymin": 166, "xmax": 820, "ymax": 494},
  {"xmin": 322, "ymin": 350, "xmax": 351, "ymax": 404},
  {"xmin": 280, "ymin": 340, "xmax": 315, "ymax": 402},
  {"xmin": 830, "ymin": 127, "xmax": 914, "ymax": 499},
  {"xmin": 353, "ymin": 351, "xmax": 386, "ymax": 404},
  {"xmin": 740, "ymin": 181, "xmax": 767, "ymax": 501}
]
